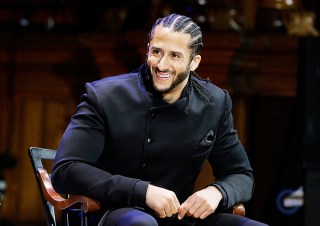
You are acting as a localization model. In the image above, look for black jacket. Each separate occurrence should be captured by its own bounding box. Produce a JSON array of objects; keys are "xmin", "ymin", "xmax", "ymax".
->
[{"xmin": 52, "ymin": 63, "xmax": 254, "ymax": 211}]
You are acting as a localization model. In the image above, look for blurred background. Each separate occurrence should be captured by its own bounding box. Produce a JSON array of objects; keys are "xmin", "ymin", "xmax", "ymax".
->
[{"xmin": 0, "ymin": 0, "xmax": 320, "ymax": 225}]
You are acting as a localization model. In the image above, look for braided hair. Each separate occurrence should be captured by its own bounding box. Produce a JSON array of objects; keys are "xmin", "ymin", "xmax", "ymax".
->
[{"xmin": 148, "ymin": 14, "xmax": 203, "ymax": 59}]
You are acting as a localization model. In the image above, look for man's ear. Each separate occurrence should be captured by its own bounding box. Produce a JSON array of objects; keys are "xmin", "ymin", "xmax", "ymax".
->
[
  {"xmin": 190, "ymin": 55, "xmax": 201, "ymax": 71},
  {"xmin": 146, "ymin": 43, "xmax": 150, "ymax": 52}
]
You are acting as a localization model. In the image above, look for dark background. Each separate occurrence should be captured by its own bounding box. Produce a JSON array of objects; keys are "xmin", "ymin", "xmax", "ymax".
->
[{"xmin": 0, "ymin": 0, "xmax": 319, "ymax": 225}]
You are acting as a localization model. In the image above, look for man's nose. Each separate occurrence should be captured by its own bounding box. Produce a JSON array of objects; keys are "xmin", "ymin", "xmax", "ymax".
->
[{"xmin": 157, "ymin": 56, "xmax": 170, "ymax": 70}]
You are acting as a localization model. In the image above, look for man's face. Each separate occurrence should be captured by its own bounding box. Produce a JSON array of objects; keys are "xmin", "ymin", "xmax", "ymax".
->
[{"xmin": 147, "ymin": 26, "xmax": 201, "ymax": 97}]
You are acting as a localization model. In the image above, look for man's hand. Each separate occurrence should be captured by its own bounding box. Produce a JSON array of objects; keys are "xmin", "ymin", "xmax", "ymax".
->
[
  {"xmin": 178, "ymin": 186, "xmax": 223, "ymax": 220},
  {"xmin": 146, "ymin": 184, "xmax": 180, "ymax": 218}
]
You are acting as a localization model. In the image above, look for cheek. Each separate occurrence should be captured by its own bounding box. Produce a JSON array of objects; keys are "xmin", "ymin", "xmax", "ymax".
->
[
  {"xmin": 175, "ymin": 64, "xmax": 187, "ymax": 73},
  {"xmin": 147, "ymin": 57, "xmax": 157, "ymax": 67}
]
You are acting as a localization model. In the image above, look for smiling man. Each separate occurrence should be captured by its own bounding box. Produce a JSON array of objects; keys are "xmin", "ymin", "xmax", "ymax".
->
[
  {"xmin": 147, "ymin": 25, "xmax": 201, "ymax": 103},
  {"xmin": 52, "ymin": 14, "xmax": 268, "ymax": 226}
]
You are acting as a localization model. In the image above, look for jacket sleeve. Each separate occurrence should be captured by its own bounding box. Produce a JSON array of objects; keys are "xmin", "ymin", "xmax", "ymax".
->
[
  {"xmin": 51, "ymin": 82, "xmax": 149, "ymax": 209},
  {"xmin": 209, "ymin": 90, "xmax": 254, "ymax": 211}
]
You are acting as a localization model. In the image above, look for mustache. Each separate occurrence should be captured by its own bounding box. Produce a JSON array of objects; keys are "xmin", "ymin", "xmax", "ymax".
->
[{"xmin": 154, "ymin": 67, "xmax": 173, "ymax": 74}]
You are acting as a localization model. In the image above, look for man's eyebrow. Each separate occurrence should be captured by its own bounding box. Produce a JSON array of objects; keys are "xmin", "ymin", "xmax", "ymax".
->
[
  {"xmin": 150, "ymin": 46, "xmax": 184, "ymax": 57},
  {"xmin": 149, "ymin": 45, "xmax": 160, "ymax": 49},
  {"xmin": 170, "ymin": 50, "xmax": 183, "ymax": 56}
]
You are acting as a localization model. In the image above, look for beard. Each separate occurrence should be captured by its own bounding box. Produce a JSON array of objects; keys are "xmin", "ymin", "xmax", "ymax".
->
[{"xmin": 149, "ymin": 65, "xmax": 191, "ymax": 94}]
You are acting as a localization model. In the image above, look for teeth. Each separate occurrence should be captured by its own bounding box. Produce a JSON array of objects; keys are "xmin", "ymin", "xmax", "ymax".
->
[
  {"xmin": 159, "ymin": 74, "xmax": 170, "ymax": 78},
  {"xmin": 157, "ymin": 72, "xmax": 171, "ymax": 78}
]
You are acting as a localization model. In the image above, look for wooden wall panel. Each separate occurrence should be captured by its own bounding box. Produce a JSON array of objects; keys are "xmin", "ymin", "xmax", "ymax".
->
[
  {"xmin": 17, "ymin": 99, "xmax": 44, "ymax": 222},
  {"xmin": 3, "ymin": 97, "xmax": 76, "ymax": 224},
  {"xmin": 43, "ymin": 101, "xmax": 73, "ymax": 147},
  {"xmin": 0, "ymin": 65, "xmax": 9, "ymax": 152}
]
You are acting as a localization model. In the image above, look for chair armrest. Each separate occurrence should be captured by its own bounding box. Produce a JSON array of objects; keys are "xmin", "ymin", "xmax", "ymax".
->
[
  {"xmin": 232, "ymin": 203, "xmax": 245, "ymax": 216},
  {"xmin": 37, "ymin": 168, "xmax": 101, "ymax": 213},
  {"xmin": 37, "ymin": 167, "xmax": 244, "ymax": 216}
]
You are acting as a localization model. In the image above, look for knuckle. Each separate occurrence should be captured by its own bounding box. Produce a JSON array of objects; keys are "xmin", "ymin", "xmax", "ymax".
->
[
  {"xmin": 180, "ymin": 205, "xmax": 187, "ymax": 212},
  {"xmin": 188, "ymin": 209, "xmax": 194, "ymax": 215},
  {"xmin": 200, "ymin": 214, "xmax": 207, "ymax": 219}
]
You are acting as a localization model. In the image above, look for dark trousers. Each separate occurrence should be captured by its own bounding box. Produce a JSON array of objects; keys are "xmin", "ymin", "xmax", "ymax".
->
[{"xmin": 90, "ymin": 208, "xmax": 268, "ymax": 226}]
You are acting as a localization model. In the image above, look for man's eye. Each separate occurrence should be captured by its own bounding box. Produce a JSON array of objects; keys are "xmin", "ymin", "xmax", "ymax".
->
[
  {"xmin": 171, "ymin": 53, "xmax": 180, "ymax": 59},
  {"xmin": 152, "ymin": 50, "xmax": 160, "ymax": 55}
]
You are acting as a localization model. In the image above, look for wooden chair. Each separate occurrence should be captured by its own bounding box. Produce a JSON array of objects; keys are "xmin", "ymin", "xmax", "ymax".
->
[
  {"xmin": 28, "ymin": 147, "xmax": 100, "ymax": 226},
  {"xmin": 231, "ymin": 203, "xmax": 245, "ymax": 216},
  {"xmin": 29, "ymin": 146, "xmax": 244, "ymax": 226}
]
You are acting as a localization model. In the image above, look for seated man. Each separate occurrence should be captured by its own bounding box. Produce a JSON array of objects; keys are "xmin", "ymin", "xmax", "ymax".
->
[{"xmin": 52, "ymin": 13, "xmax": 268, "ymax": 226}]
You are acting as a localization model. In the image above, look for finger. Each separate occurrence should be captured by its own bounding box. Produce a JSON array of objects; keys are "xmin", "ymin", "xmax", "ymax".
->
[
  {"xmin": 187, "ymin": 201, "xmax": 200, "ymax": 217},
  {"xmin": 178, "ymin": 203, "xmax": 188, "ymax": 219},
  {"xmin": 170, "ymin": 196, "xmax": 180, "ymax": 214},
  {"xmin": 185, "ymin": 194, "xmax": 202, "ymax": 217},
  {"xmin": 169, "ymin": 204, "xmax": 178, "ymax": 216},
  {"xmin": 157, "ymin": 209, "xmax": 166, "ymax": 218},
  {"xmin": 199, "ymin": 210, "xmax": 211, "ymax": 219},
  {"xmin": 165, "ymin": 206, "xmax": 173, "ymax": 217},
  {"xmin": 165, "ymin": 200, "xmax": 178, "ymax": 217},
  {"xmin": 178, "ymin": 197, "xmax": 195, "ymax": 219},
  {"xmin": 192, "ymin": 203, "xmax": 206, "ymax": 218},
  {"xmin": 194, "ymin": 201, "xmax": 215, "ymax": 219}
]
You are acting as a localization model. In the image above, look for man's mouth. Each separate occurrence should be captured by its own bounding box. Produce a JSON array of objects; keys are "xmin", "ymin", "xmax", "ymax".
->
[{"xmin": 155, "ymin": 70, "xmax": 173, "ymax": 80}]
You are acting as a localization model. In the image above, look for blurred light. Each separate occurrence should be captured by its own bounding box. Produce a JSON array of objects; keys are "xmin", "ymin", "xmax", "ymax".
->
[
  {"xmin": 19, "ymin": 17, "xmax": 29, "ymax": 27},
  {"xmin": 285, "ymin": 0, "xmax": 293, "ymax": 6},
  {"xmin": 229, "ymin": 9, "xmax": 236, "ymax": 16},
  {"xmin": 197, "ymin": 15, "xmax": 206, "ymax": 23},
  {"xmin": 198, "ymin": 0, "xmax": 206, "ymax": 5},
  {"xmin": 0, "ymin": 180, "xmax": 6, "ymax": 192},
  {"xmin": 273, "ymin": 19, "xmax": 283, "ymax": 27},
  {"xmin": 46, "ymin": 16, "xmax": 55, "ymax": 30}
]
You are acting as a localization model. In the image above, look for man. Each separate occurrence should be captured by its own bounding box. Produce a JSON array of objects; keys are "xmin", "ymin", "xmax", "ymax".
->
[{"xmin": 52, "ymin": 14, "xmax": 268, "ymax": 226}]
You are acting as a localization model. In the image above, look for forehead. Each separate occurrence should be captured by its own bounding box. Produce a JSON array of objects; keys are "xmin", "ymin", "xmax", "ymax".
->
[{"xmin": 149, "ymin": 25, "xmax": 192, "ymax": 54}]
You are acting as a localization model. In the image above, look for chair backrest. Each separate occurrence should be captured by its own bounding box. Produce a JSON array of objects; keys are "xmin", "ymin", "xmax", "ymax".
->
[
  {"xmin": 29, "ymin": 147, "xmax": 100, "ymax": 226},
  {"xmin": 28, "ymin": 147, "xmax": 58, "ymax": 226}
]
